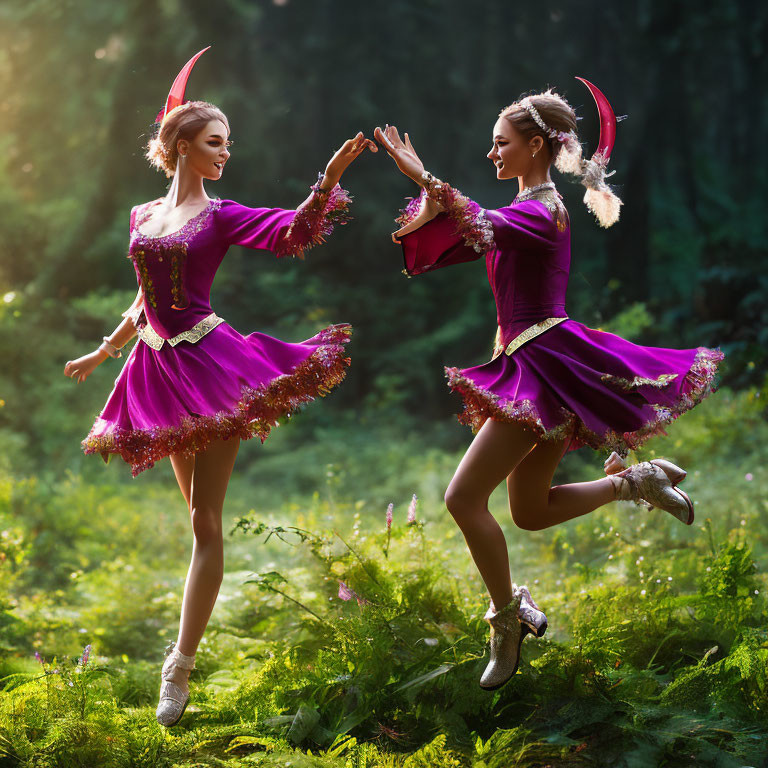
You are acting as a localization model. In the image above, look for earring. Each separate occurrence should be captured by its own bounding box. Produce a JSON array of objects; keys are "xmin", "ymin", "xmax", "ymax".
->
[{"xmin": 532, "ymin": 152, "xmax": 537, "ymax": 158}]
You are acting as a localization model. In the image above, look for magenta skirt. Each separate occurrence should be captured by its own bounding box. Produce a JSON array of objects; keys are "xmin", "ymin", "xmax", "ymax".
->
[
  {"xmin": 82, "ymin": 323, "xmax": 352, "ymax": 476},
  {"xmin": 445, "ymin": 319, "xmax": 723, "ymax": 453}
]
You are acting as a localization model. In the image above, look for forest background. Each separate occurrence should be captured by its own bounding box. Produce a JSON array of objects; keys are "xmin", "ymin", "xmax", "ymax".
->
[{"xmin": 1, "ymin": 0, "xmax": 767, "ymax": 766}]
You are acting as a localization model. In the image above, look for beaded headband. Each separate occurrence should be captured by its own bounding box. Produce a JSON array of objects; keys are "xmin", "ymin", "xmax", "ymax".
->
[{"xmin": 518, "ymin": 97, "xmax": 572, "ymax": 144}]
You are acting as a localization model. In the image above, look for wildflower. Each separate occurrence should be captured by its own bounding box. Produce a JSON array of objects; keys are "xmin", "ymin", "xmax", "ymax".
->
[
  {"xmin": 386, "ymin": 503, "xmax": 393, "ymax": 530},
  {"xmin": 337, "ymin": 581, "xmax": 369, "ymax": 607},
  {"xmin": 745, "ymin": 473, "xmax": 754, "ymax": 481},
  {"xmin": 80, "ymin": 644, "xmax": 92, "ymax": 669},
  {"xmin": 338, "ymin": 581, "xmax": 354, "ymax": 601},
  {"xmin": 640, "ymin": 589, "xmax": 646, "ymax": 595},
  {"xmin": 34, "ymin": 651, "xmax": 43, "ymax": 666},
  {"xmin": 407, "ymin": 494, "xmax": 418, "ymax": 525}
]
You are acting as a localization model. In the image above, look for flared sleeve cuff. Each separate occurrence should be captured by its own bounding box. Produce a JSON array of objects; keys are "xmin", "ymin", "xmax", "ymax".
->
[
  {"xmin": 421, "ymin": 175, "xmax": 495, "ymax": 255},
  {"xmin": 392, "ymin": 189, "xmax": 444, "ymax": 242},
  {"xmin": 275, "ymin": 173, "xmax": 353, "ymax": 259}
]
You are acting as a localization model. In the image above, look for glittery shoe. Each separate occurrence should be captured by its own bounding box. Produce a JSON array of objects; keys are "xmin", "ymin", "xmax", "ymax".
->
[
  {"xmin": 604, "ymin": 452, "xmax": 687, "ymax": 486},
  {"xmin": 479, "ymin": 589, "xmax": 523, "ymax": 691},
  {"xmin": 609, "ymin": 460, "xmax": 694, "ymax": 525},
  {"xmin": 517, "ymin": 584, "xmax": 547, "ymax": 638},
  {"xmin": 155, "ymin": 642, "xmax": 195, "ymax": 727}
]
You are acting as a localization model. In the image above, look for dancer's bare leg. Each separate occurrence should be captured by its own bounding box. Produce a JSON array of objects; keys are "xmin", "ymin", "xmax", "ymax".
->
[
  {"xmin": 507, "ymin": 438, "xmax": 615, "ymax": 531},
  {"xmin": 169, "ymin": 452, "xmax": 194, "ymax": 510},
  {"xmin": 167, "ymin": 437, "xmax": 240, "ymax": 693},
  {"xmin": 445, "ymin": 419, "xmax": 537, "ymax": 610}
]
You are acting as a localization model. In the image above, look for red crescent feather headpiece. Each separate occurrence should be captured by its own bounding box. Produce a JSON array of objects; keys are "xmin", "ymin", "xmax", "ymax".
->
[
  {"xmin": 574, "ymin": 77, "xmax": 617, "ymax": 162},
  {"xmin": 573, "ymin": 77, "xmax": 622, "ymax": 227},
  {"xmin": 155, "ymin": 46, "xmax": 211, "ymax": 124}
]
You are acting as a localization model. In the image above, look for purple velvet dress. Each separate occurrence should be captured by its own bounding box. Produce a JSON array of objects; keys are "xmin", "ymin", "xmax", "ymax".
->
[
  {"xmin": 395, "ymin": 182, "xmax": 723, "ymax": 453},
  {"xmin": 83, "ymin": 181, "xmax": 353, "ymax": 476}
]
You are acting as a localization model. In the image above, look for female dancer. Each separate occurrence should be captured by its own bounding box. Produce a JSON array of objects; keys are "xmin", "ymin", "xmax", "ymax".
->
[
  {"xmin": 374, "ymin": 80, "xmax": 722, "ymax": 690},
  {"xmin": 63, "ymin": 49, "xmax": 375, "ymax": 725}
]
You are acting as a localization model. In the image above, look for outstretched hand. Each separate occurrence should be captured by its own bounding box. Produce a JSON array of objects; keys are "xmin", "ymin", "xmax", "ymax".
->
[
  {"xmin": 374, "ymin": 125, "xmax": 425, "ymax": 184},
  {"xmin": 64, "ymin": 350, "xmax": 105, "ymax": 384},
  {"xmin": 324, "ymin": 132, "xmax": 377, "ymax": 187}
]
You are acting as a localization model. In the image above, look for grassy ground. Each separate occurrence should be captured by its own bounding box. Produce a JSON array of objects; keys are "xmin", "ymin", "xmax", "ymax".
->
[{"xmin": 1, "ymin": 383, "xmax": 767, "ymax": 767}]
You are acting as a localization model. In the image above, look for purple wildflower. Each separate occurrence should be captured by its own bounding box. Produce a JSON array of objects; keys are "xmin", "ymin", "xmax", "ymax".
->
[
  {"xmin": 34, "ymin": 651, "xmax": 43, "ymax": 666},
  {"xmin": 386, "ymin": 503, "xmax": 393, "ymax": 530},
  {"xmin": 337, "ymin": 580, "xmax": 370, "ymax": 607},
  {"xmin": 80, "ymin": 644, "xmax": 92, "ymax": 669},
  {"xmin": 407, "ymin": 494, "xmax": 418, "ymax": 525},
  {"xmin": 338, "ymin": 581, "xmax": 354, "ymax": 601}
]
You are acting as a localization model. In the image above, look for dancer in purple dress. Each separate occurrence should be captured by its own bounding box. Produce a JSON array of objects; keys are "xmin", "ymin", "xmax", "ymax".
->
[
  {"xmin": 63, "ymin": 49, "xmax": 375, "ymax": 726},
  {"xmin": 374, "ymin": 79, "xmax": 723, "ymax": 690}
]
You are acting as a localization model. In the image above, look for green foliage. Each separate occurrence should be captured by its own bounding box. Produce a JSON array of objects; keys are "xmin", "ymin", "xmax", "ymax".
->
[
  {"xmin": 1, "ymin": 376, "xmax": 768, "ymax": 764},
  {"xmin": 0, "ymin": 2, "xmax": 766, "ymax": 764},
  {"xmin": 599, "ymin": 302, "xmax": 654, "ymax": 341}
]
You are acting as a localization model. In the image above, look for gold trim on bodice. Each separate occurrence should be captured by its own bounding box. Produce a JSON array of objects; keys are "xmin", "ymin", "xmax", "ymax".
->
[
  {"xmin": 492, "ymin": 316, "xmax": 568, "ymax": 359},
  {"xmin": 137, "ymin": 312, "xmax": 225, "ymax": 351}
]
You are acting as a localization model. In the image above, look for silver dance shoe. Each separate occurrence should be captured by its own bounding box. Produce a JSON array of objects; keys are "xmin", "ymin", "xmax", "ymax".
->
[
  {"xmin": 605, "ymin": 452, "xmax": 693, "ymax": 525},
  {"xmin": 479, "ymin": 588, "xmax": 523, "ymax": 690},
  {"xmin": 155, "ymin": 641, "xmax": 195, "ymax": 727}
]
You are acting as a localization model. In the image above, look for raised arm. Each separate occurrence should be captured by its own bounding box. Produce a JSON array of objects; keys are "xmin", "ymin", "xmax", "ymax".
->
[
  {"xmin": 374, "ymin": 125, "xmax": 494, "ymax": 275},
  {"xmin": 218, "ymin": 132, "xmax": 376, "ymax": 259}
]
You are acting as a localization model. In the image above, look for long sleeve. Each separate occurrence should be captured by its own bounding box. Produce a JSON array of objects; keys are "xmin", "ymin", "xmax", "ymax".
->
[
  {"xmin": 396, "ymin": 205, "xmax": 485, "ymax": 276},
  {"xmin": 216, "ymin": 176, "xmax": 352, "ymax": 259},
  {"xmin": 395, "ymin": 182, "xmax": 561, "ymax": 276}
]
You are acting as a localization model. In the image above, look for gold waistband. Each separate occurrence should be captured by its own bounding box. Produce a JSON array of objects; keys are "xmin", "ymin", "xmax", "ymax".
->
[
  {"xmin": 137, "ymin": 312, "xmax": 225, "ymax": 351},
  {"xmin": 492, "ymin": 316, "xmax": 568, "ymax": 359}
]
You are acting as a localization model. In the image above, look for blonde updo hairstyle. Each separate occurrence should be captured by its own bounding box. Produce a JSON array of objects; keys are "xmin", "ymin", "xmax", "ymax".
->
[
  {"xmin": 500, "ymin": 89, "xmax": 622, "ymax": 227},
  {"xmin": 499, "ymin": 89, "xmax": 582, "ymax": 175},
  {"xmin": 146, "ymin": 101, "xmax": 229, "ymax": 178}
]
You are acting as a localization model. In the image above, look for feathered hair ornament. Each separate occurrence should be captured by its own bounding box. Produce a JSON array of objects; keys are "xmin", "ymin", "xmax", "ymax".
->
[{"xmin": 574, "ymin": 77, "xmax": 623, "ymax": 228}]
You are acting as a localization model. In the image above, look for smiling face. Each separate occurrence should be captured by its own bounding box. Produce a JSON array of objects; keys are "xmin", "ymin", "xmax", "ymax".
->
[
  {"xmin": 487, "ymin": 118, "xmax": 543, "ymax": 180},
  {"xmin": 178, "ymin": 120, "xmax": 231, "ymax": 181}
]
